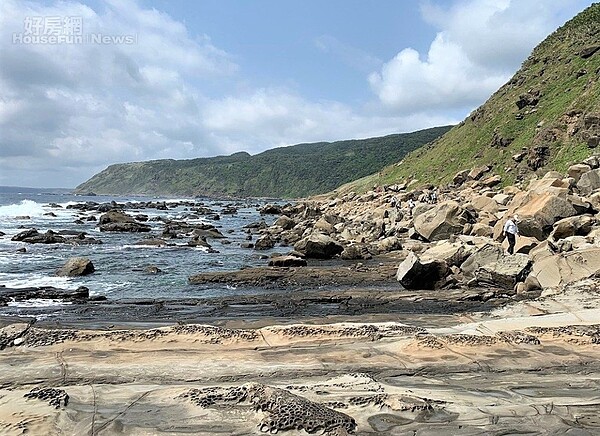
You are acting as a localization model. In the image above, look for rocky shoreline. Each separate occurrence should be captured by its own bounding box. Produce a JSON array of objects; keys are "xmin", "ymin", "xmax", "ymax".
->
[{"xmin": 1, "ymin": 159, "xmax": 600, "ymax": 434}]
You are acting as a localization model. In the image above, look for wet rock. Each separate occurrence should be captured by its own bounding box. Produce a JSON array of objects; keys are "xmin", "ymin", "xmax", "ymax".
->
[
  {"xmin": 255, "ymin": 235, "xmax": 276, "ymax": 250},
  {"xmin": 274, "ymin": 215, "xmax": 296, "ymax": 230},
  {"xmin": 260, "ymin": 204, "xmax": 283, "ymax": 215},
  {"xmin": 294, "ymin": 233, "xmax": 344, "ymax": 259},
  {"xmin": 11, "ymin": 229, "xmax": 67, "ymax": 244},
  {"xmin": 396, "ymin": 252, "xmax": 448, "ymax": 290},
  {"xmin": 268, "ymin": 255, "xmax": 307, "ymax": 267},
  {"xmin": 56, "ymin": 257, "xmax": 95, "ymax": 277},
  {"xmin": 340, "ymin": 244, "xmax": 372, "ymax": 260}
]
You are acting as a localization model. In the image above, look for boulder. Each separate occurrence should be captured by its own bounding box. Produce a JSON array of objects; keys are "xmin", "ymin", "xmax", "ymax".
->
[
  {"xmin": 550, "ymin": 215, "xmax": 595, "ymax": 240},
  {"xmin": 375, "ymin": 236, "xmax": 402, "ymax": 253},
  {"xmin": 340, "ymin": 244, "xmax": 372, "ymax": 260},
  {"xmin": 494, "ymin": 192, "xmax": 577, "ymax": 240},
  {"xmin": 567, "ymin": 164, "xmax": 592, "ymax": 182},
  {"xmin": 475, "ymin": 254, "xmax": 531, "ymax": 290},
  {"xmin": 413, "ymin": 201, "xmax": 471, "ymax": 242},
  {"xmin": 396, "ymin": 252, "xmax": 448, "ymax": 290},
  {"xmin": 56, "ymin": 257, "xmax": 95, "ymax": 277},
  {"xmin": 11, "ymin": 229, "xmax": 67, "ymax": 244},
  {"xmin": 501, "ymin": 235, "xmax": 538, "ymax": 254},
  {"xmin": 255, "ymin": 235, "xmax": 276, "ymax": 250},
  {"xmin": 98, "ymin": 211, "xmax": 135, "ymax": 225},
  {"xmin": 470, "ymin": 223, "xmax": 494, "ymax": 237},
  {"xmin": 294, "ymin": 233, "xmax": 344, "ymax": 259},
  {"xmin": 268, "ymin": 255, "xmax": 307, "ymax": 267},
  {"xmin": 467, "ymin": 165, "xmax": 490, "ymax": 181},
  {"xmin": 530, "ymin": 247, "xmax": 600, "ymax": 289},
  {"xmin": 274, "ymin": 215, "xmax": 296, "ymax": 230},
  {"xmin": 420, "ymin": 241, "xmax": 473, "ymax": 267},
  {"xmin": 314, "ymin": 217, "xmax": 335, "ymax": 234},
  {"xmin": 577, "ymin": 168, "xmax": 600, "ymax": 195},
  {"xmin": 460, "ymin": 243, "xmax": 504, "ymax": 279},
  {"xmin": 99, "ymin": 222, "xmax": 151, "ymax": 232}
]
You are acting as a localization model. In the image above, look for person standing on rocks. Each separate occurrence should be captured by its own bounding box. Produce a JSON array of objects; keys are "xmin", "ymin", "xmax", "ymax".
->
[{"xmin": 503, "ymin": 214, "xmax": 519, "ymax": 255}]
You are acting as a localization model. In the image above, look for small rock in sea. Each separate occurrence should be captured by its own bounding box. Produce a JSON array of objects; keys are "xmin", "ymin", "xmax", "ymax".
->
[{"xmin": 16, "ymin": 247, "xmax": 26, "ymax": 253}]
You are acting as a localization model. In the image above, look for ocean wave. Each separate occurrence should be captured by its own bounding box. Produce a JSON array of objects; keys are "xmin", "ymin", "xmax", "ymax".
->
[
  {"xmin": 0, "ymin": 199, "xmax": 46, "ymax": 218},
  {"xmin": 0, "ymin": 274, "xmax": 72, "ymax": 289}
]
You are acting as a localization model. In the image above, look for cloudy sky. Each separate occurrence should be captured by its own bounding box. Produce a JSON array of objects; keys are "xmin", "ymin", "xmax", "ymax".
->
[{"xmin": 0, "ymin": 0, "xmax": 594, "ymax": 188}]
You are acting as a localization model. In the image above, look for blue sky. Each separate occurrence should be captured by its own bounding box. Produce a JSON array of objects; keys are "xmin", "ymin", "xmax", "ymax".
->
[{"xmin": 0, "ymin": 0, "xmax": 594, "ymax": 187}]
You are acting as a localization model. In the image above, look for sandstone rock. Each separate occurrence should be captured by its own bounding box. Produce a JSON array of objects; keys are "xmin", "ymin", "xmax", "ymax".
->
[
  {"xmin": 453, "ymin": 169, "xmax": 470, "ymax": 186},
  {"xmin": 274, "ymin": 215, "xmax": 295, "ymax": 230},
  {"xmin": 470, "ymin": 223, "xmax": 493, "ymax": 237},
  {"xmin": 550, "ymin": 215, "xmax": 595, "ymax": 240},
  {"xmin": 396, "ymin": 252, "xmax": 448, "ymax": 290},
  {"xmin": 467, "ymin": 165, "xmax": 490, "ymax": 181},
  {"xmin": 268, "ymin": 255, "xmax": 307, "ymax": 267},
  {"xmin": 255, "ymin": 235, "xmax": 276, "ymax": 250},
  {"xmin": 460, "ymin": 243, "xmax": 504, "ymax": 279},
  {"xmin": 56, "ymin": 257, "xmax": 95, "ymax": 277},
  {"xmin": 98, "ymin": 210, "xmax": 136, "ymax": 225},
  {"xmin": 420, "ymin": 241, "xmax": 473, "ymax": 267},
  {"xmin": 582, "ymin": 155, "xmax": 599, "ymax": 169},
  {"xmin": 375, "ymin": 236, "xmax": 402, "ymax": 253},
  {"xmin": 294, "ymin": 234, "xmax": 344, "ymax": 259},
  {"xmin": 567, "ymin": 164, "xmax": 592, "ymax": 182},
  {"xmin": 414, "ymin": 201, "xmax": 471, "ymax": 242},
  {"xmin": 481, "ymin": 174, "xmax": 502, "ymax": 187},
  {"xmin": 576, "ymin": 168, "xmax": 600, "ymax": 195},
  {"xmin": 495, "ymin": 192, "xmax": 577, "ymax": 240},
  {"xmin": 314, "ymin": 217, "xmax": 335, "ymax": 234},
  {"xmin": 501, "ymin": 235, "xmax": 538, "ymax": 254},
  {"xmin": 340, "ymin": 244, "xmax": 372, "ymax": 260},
  {"xmin": 492, "ymin": 193, "xmax": 511, "ymax": 205},
  {"xmin": 475, "ymin": 254, "xmax": 531, "ymax": 290},
  {"xmin": 530, "ymin": 247, "xmax": 600, "ymax": 289}
]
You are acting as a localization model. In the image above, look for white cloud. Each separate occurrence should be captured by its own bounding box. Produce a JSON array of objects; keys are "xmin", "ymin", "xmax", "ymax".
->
[{"xmin": 369, "ymin": 0, "xmax": 590, "ymax": 113}]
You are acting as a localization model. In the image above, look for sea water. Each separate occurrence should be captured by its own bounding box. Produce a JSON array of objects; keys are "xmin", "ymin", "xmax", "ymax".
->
[{"xmin": 0, "ymin": 187, "xmax": 280, "ymax": 319}]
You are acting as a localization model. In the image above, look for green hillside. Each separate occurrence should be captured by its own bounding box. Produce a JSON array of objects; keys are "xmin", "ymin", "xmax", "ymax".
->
[
  {"xmin": 75, "ymin": 126, "xmax": 451, "ymax": 198},
  {"xmin": 340, "ymin": 3, "xmax": 600, "ymax": 193}
]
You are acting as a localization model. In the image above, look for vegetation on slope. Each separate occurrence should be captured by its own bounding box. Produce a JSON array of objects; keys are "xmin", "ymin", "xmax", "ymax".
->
[
  {"xmin": 75, "ymin": 126, "xmax": 451, "ymax": 198},
  {"xmin": 339, "ymin": 3, "xmax": 600, "ymax": 193}
]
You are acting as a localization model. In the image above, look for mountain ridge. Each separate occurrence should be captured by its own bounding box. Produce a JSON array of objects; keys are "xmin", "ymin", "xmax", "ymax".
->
[{"xmin": 74, "ymin": 126, "xmax": 451, "ymax": 198}]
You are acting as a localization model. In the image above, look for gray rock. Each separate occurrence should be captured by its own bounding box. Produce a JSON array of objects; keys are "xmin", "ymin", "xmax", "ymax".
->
[
  {"xmin": 268, "ymin": 255, "xmax": 307, "ymax": 267},
  {"xmin": 56, "ymin": 257, "xmax": 95, "ymax": 277},
  {"xmin": 396, "ymin": 252, "xmax": 448, "ymax": 290},
  {"xmin": 577, "ymin": 168, "xmax": 600, "ymax": 195},
  {"xmin": 294, "ymin": 233, "xmax": 343, "ymax": 259},
  {"xmin": 475, "ymin": 254, "xmax": 531, "ymax": 290}
]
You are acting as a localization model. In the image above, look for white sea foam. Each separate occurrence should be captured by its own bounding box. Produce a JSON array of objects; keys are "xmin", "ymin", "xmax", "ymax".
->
[
  {"xmin": 0, "ymin": 199, "xmax": 46, "ymax": 218},
  {"xmin": 7, "ymin": 299, "xmax": 73, "ymax": 308},
  {"xmin": 0, "ymin": 274, "xmax": 72, "ymax": 289}
]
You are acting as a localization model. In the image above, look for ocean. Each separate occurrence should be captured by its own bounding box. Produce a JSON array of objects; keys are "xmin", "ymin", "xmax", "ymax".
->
[{"xmin": 0, "ymin": 187, "xmax": 279, "ymax": 321}]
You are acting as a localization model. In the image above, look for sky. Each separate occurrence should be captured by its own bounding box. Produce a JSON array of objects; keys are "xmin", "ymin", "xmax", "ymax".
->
[{"xmin": 0, "ymin": 0, "xmax": 594, "ymax": 188}]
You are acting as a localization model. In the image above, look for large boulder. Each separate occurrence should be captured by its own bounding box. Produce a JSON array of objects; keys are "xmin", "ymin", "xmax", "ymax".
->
[
  {"xmin": 293, "ymin": 233, "xmax": 344, "ymax": 259},
  {"xmin": 460, "ymin": 243, "xmax": 504, "ymax": 279},
  {"xmin": 530, "ymin": 246, "xmax": 600, "ymax": 289},
  {"xmin": 98, "ymin": 210, "xmax": 135, "ymax": 225},
  {"xmin": 567, "ymin": 164, "xmax": 591, "ymax": 182},
  {"xmin": 475, "ymin": 254, "xmax": 531, "ymax": 290},
  {"xmin": 420, "ymin": 241, "xmax": 473, "ymax": 267},
  {"xmin": 11, "ymin": 229, "xmax": 67, "ymax": 244},
  {"xmin": 396, "ymin": 252, "xmax": 448, "ymax": 290},
  {"xmin": 99, "ymin": 222, "xmax": 151, "ymax": 232},
  {"xmin": 254, "ymin": 235, "xmax": 276, "ymax": 250},
  {"xmin": 56, "ymin": 257, "xmax": 95, "ymax": 276},
  {"xmin": 577, "ymin": 168, "xmax": 600, "ymax": 195},
  {"xmin": 274, "ymin": 215, "xmax": 296, "ymax": 230},
  {"xmin": 413, "ymin": 201, "xmax": 471, "ymax": 242},
  {"xmin": 549, "ymin": 215, "xmax": 595, "ymax": 240},
  {"xmin": 494, "ymin": 192, "xmax": 577, "ymax": 240}
]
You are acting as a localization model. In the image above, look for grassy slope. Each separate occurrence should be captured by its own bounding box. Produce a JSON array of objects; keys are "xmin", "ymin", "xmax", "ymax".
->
[
  {"xmin": 75, "ymin": 126, "xmax": 451, "ymax": 198},
  {"xmin": 338, "ymin": 3, "xmax": 600, "ymax": 193}
]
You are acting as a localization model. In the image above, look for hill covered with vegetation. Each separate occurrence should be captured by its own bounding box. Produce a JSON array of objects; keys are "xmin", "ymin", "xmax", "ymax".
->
[
  {"xmin": 339, "ymin": 3, "xmax": 600, "ymax": 193},
  {"xmin": 74, "ymin": 126, "xmax": 451, "ymax": 198}
]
